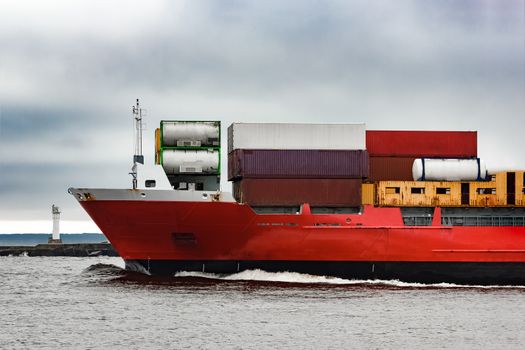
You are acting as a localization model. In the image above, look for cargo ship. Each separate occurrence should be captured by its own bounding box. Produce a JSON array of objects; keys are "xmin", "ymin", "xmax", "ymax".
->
[{"xmin": 69, "ymin": 100, "xmax": 525, "ymax": 285}]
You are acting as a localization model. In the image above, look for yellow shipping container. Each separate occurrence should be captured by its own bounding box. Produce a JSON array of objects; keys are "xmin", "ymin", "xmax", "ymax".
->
[
  {"xmin": 494, "ymin": 172, "xmax": 507, "ymax": 205},
  {"xmin": 491, "ymin": 171, "xmax": 525, "ymax": 206},
  {"xmin": 513, "ymin": 171, "xmax": 525, "ymax": 206},
  {"xmin": 361, "ymin": 183, "xmax": 376, "ymax": 205},
  {"xmin": 469, "ymin": 181, "xmax": 502, "ymax": 207},
  {"xmin": 377, "ymin": 175, "xmax": 525, "ymax": 208},
  {"xmin": 430, "ymin": 182, "xmax": 462, "ymax": 207},
  {"xmin": 155, "ymin": 128, "xmax": 161, "ymax": 165},
  {"xmin": 155, "ymin": 128, "xmax": 161, "ymax": 154},
  {"xmin": 402, "ymin": 181, "xmax": 433, "ymax": 207},
  {"xmin": 377, "ymin": 181, "xmax": 405, "ymax": 206},
  {"xmin": 377, "ymin": 181, "xmax": 462, "ymax": 207}
]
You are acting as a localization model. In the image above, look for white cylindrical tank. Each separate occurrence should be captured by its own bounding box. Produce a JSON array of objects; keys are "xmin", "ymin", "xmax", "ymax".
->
[
  {"xmin": 161, "ymin": 149, "xmax": 219, "ymax": 175},
  {"xmin": 412, "ymin": 158, "xmax": 487, "ymax": 181},
  {"xmin": 162, "ymin": 122, "xmax": 220, "ymax": 147}
]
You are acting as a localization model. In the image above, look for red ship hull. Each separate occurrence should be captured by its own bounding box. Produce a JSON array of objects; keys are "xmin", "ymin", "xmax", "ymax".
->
[{"xmin": 76, "ymin": 191, "xmax": 525, "ymax": 285}]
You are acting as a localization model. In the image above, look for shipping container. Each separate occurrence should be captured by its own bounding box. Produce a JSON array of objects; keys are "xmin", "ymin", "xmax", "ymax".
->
[
  {"xmin": 377, "ymin": 181, "xmax": 463, "ymax": 207},
  {"xmin": 228, "ymin": 123, "xmax": 366, "ymax": 153},
  {"xmin": 155, "ymin": 128, "xmax": 161, "ymax": 165},
  {"xmin": 155, "ymin": 128, "xmax": 161, "ymax": 153},
  {"xmin": 490, "ymin": 171, "xmax": 525, "ymax": 207},
  {"xmin": 375, "ymin": 180, "xmax": 525, "ymax": 207},
  {"xmin": 517, "ymin": 171, "xmax": 525, "ymax": 206},
  {"xmin": 494, "ymin": 172, "xmax": 507, "ymax": 205},
  {"xmin": 469, "ymin": 181, "xmax": 503, "ymax": 207},
  {"xmin": 366, "ymin": 130, "xmax": 477, "ymax": 158},
  {"xmin": 361, "ymin": 183, "xmax": 376, "ymax": 205},
  {"xmin": 228, "ymin": 149, "xmax": 369, "ymax": 180},
  {"xmin": 368, "ymin": 157, "xmax": 415, "ymax": 181},
  {"xmin": 430, "ymin": 182, "xmax": 462, "ymax": 207},
  {"xmin": 233, "ymin": 178, "xmax": 362, "ymax": 207},
  {"xmin": 161, "ymin": 149, "xmax": 220, "ymax": 175},
  {"xmin": 161, "ymin": 121, "xmax": 220, "ymax": 147},
  {"xmin": 377, "ymin": 181, "xmax": 405, "ymax": 207}
]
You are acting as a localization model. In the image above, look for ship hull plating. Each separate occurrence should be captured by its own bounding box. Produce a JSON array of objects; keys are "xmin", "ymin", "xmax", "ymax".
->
[
  {"xmin": 125, "ymin": 260, "xmax": 525, "ymax": 285},
  {"xmin": 73, "ymin": 189, "xmax": 525, "ymax": 285}
]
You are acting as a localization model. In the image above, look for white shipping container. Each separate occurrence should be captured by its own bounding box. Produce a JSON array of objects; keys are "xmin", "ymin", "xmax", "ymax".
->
[
  {"xmin": 161, "ymin": 149, "xmax": 219, "ymax": 175},
  {"xmin": 227, "ymin": 123, "xmax": 366, "ymax": 152},
  {"xmin": 412, "ymin": 158, "xmax": 487, "ymax": 181}
]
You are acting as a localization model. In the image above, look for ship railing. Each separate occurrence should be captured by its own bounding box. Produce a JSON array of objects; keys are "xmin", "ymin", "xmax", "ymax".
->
[
  {"xmin": 441, "ymin": 216, "xmax": 525, "ymax": 227},
  {"xmin": 403, "ymin": 217, "xmax": 433, "ymax": 226},
  {"xmin": 403, "ymin": 216, "xmax": 525, "ymax": 226}
]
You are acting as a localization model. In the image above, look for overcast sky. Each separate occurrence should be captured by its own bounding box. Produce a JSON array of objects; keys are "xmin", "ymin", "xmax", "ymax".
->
[{"xmin": 1, "ymin": 0, "xmax": 524, "ymax": 232}]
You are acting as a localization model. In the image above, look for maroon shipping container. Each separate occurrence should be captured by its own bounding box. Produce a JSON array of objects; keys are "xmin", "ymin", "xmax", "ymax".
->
[
  {"xmin": 228, "ymin": 149, "xmax": 369, "ymax": 180},
  {"xmin": 368, "ymin": 156, "xmax": 415, "ymax": 181},
  {"xmin": 233, "ymin": 178, "xmax": 362, "ymax": 207},
  {"xmin": 366, "ymin": 130, "xmax": 477, "ymax": 158}
]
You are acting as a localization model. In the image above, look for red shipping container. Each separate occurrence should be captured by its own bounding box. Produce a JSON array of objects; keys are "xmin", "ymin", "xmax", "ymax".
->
[
  {"xmin": 233, "ymin": 178, "xmax": 362, "ymax": 207},
  {"xmin": 368, "ymin": 156, "xmax": 415, "ymax": 181},
  {"xmin": 228, "ymin": 149, "xmax": 369, "ymax": 180},
  {"xmin": 366, "ymin": 131, "xmax": 477, "ymax": 158}
]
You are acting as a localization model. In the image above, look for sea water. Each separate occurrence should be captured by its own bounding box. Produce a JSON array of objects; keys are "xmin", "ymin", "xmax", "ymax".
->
[
  {"xmin": 0, "ymin": 234, "xmax": 107, "ymax": 246},
  {"xmin": 1, "ymin": 256, "xmax": 524, "ymax": 349}
]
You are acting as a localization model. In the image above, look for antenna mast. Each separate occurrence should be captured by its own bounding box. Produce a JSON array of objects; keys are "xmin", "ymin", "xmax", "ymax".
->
[
  {"xmin": 133, "ymin": 99, "xmax": 144, "ymax": 165},
  {"xmin": 131, "ymin": 99, "xmax": 144, "ymax": 189}
]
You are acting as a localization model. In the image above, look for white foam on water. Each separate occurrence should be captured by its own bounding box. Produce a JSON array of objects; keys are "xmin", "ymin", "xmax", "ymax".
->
[{"xmin": 174, "ymin": 269, "xmax": 525, "ymax": 289}]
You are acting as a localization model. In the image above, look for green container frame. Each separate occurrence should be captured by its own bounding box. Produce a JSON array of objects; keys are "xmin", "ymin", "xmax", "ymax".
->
[{"xmin": 159, "ymin": 120, "xmax": 222, "ymax": 176}]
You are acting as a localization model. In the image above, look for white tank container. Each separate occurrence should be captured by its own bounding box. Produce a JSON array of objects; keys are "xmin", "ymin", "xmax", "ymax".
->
[
  {"xmin": 162, "ymin": 122, "xmax": 220, "ymax": 147},
  {"xmin": 161, "ymin": 149, "xmax": 219, "ymax": 175},
  {"xmin": 412, "ymin": 158, "xmax": 487, "ymax": 181},
  {"xmin": 227, "ymin": 123, "xmax": 366, "ymax": 153}
]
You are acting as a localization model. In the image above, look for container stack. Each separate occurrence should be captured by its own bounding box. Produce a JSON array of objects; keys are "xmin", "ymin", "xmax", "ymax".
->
[
  {"xmin": 228, "ymin": 123, "xmax": 368, "ymax": 207},
  {"xmin": 366, "ymin": 130, "xmax": 478, "ymax": 181},
  {"xmin": 375, "ymin": 170, "xmax": 525, "ymax": 207},
  {"xmin": 156, "ymin": 121, "xmax": 221, "ymax": 191}
]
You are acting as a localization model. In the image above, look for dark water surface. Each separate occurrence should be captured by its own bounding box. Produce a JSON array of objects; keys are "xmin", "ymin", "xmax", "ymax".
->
[
  {"xmin": 0, "ymin": 234, "xmax": 106, "ymax": 246},
  {"xmin": 1, "ymin": 256, "xmax": 525, "ymax": 349}
]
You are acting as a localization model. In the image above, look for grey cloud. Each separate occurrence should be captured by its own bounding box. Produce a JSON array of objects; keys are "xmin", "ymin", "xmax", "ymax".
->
[
  {"xmin": 0, "ymin": 106, "xmax": 91, "ymax": 141},
  {"xmin": 1, "ymin": 0, "xmax": 522, "ymax": 104},
  {"xmin": 0, "ymin": 0, "xmax": 523, "ymax": 224},
  {"xmin": 0, "ymin": 162, "xmax": 130, "ymax": 221}
]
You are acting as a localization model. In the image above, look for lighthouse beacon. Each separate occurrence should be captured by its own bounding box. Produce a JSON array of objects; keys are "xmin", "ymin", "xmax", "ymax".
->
[{"xmin": 48, "ymin": 205, "xmax": 63, "ymax": 244}]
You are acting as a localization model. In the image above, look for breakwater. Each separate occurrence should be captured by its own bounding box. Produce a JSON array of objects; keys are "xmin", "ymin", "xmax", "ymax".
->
[{"xmin": 0, "ymin": 243, "xmax": 118, "ymax": 257}]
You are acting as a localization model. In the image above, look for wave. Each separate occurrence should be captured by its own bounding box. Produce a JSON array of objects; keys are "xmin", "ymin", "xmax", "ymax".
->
[
  {"xmin": 174, "ymin": 269, "xmax": 525, "ymax": 289},
  {"xmin": 83, "ymin": 263, "xmax": 127, "ymax": 277}
]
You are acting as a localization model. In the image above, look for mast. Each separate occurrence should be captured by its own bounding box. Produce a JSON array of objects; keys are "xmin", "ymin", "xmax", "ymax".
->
[{"xmin": 131, "ymin": 99, "xmax": 144, "ymax": 189}]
